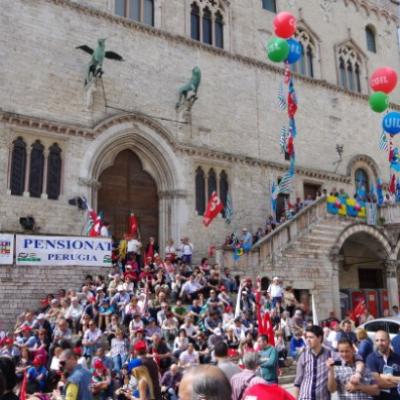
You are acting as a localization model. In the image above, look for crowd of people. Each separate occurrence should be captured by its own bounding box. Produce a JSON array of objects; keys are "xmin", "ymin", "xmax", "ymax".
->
[{"xmin": 1, "ymin": 238, "xmax": 400, "ymax": 400}]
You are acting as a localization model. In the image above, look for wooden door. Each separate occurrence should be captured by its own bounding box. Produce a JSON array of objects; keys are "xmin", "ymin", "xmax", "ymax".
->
[{"xmin": 98, "ymin": 150, "xmax": 159, "ymax": 241}]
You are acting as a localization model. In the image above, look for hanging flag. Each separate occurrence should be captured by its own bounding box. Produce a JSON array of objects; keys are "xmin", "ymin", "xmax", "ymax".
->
[
  {"xmin": 289, "ymin": 156, "xmax": 296, "ymax": 176},
  {"xmin": 287, "ymin": 136, "xmax": 294, "ymax": 157},
  {"xmin": 277, "ymin": 83, "xmax": 287, "ymax": 110},
  {"xmin": 271, "ymin": 181, "xmax": 278, "ymax": 214},
  {"xmin": 350, "ymin": 299, "xmax": 367, "ymax": 322},
  {"xmin": 128, "ymin": 213, "xmax": 138, "ymax": 236},
  {"xmin": 289, "ymin": 117, "xmax": 297, "ymax": 138},
  {"xmin": 284, "ymin": 63, "xmax": 291, "ymax": 84},
  {"xmin": 263, "ymin": 312, "xmax": 275, "ymax": 346},
  {"xmin": 279, "ymin": 126, "xmax": 288, "ymax": 153},
  {"xmin": 396, "ymin": 178, "xmax": 400, "ymax": 202},
  {"xmin": 203, "ymin": 191, "xmax": 224, "ymax": 227},
  {"xmin": 19, "ymin": 370, "xmax": 27, "ymax": 400},
  {"xmin": 379, "ymin": 130, "xmax": 388, "ymax": 151},
  {"xmin": 225, "ymin": 192, "xmax": 233, "ymax": 225},
  {"xmin": 389, "ymin": 173, "xmax": 396, "ymax": 194},
  {"xmin": 278, "ymin": 172, "xmax": 294, "ymax": 194},
  {"xmin": 376, "ymin": 178, "xmax": 384, "ymax": 206},
  {"xmin": 287, "ymin": 78, "xmax": 298, "ymax": 118}
]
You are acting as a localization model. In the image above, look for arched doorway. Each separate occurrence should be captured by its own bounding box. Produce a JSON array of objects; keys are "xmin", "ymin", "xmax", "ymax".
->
[
  {"xmin": 338, "ymin": 230, "xmax": 390, "ymax": 318},
  {"xmin": 98, "ymin": 149, "xmax": 159, "ymax": 241}
]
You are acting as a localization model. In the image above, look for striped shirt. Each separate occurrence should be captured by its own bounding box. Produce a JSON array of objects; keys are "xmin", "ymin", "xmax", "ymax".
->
[
  {"xmin": 230, "ymin": 370, "xmax": 266, "ymax": 400},
  {"xmin": 294, "ymin": 346, "xmax": 331, "ymax": 400}
]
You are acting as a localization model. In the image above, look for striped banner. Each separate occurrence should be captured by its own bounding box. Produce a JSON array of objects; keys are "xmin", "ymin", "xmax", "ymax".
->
[
  {"xmin": 379, "ymin": 130, "xmax": 388, "ymax": 151},
  {"xmin": 279, "ymin": 126, "xmax": 288, "ymax": 153},
  {"xmin": 224, "ymin": 191, "xmax": 233, "ymax": 225},
  {"xmin": 278, "ymin": 172, "xmax": 294, "ymax": 194},
  {"xmin": 277, "ymin": 83, "xmax": 287, "ymax": 110}
]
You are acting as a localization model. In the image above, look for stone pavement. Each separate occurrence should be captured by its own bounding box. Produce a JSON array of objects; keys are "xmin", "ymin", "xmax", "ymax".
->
[{"xmin": 282, "ymin": 382, "xmax": 339, "ymax": 399}]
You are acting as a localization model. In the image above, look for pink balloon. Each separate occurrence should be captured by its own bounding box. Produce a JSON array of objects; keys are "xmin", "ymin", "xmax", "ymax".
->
[
  {"xmin": 335, "ymin": 200, "xmax": 341, "ymax": 208},
  {"xmin": 273, "ymin": 12, "xmax": 297, "ymax": 39},
  {"xmin": 369, "ymin": 67, "xmax": 398, "ymax": 94}
]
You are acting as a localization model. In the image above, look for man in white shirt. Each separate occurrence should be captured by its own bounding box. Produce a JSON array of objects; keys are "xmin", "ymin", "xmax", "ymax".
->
[
  {"xmin": 267, "ymin": 277, "xmax": 284, "ymax": 309},
  {"xmin": 82, "ymin": 320, "xmax": 103, "ymax": 357},
  {"xmin": 181, "ymin": 237, "xmax": 193, "ymax": 265},
  {"xmin": 179, "ymin": 343, "xmax": 199, "ymax": 368},
  {"xmin": 180, "ymin": 275, "xmax": 202, "ymax": 302}
]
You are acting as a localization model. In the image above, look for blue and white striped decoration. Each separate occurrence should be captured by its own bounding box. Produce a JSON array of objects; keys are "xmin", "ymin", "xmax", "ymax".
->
[
  {"xmin": 279, "ymin": 126, "xmax": 288, "ymax": 153},
  {"xmin": 278, "ymin": 83, "xmax": 287, "ymax": 110},
  {"xmin": 278, "ymin": 171, "xmax": 294, "ymax": 194},
  {"xmin": 379, "ymin": 130, "xmax": 388, "ymax": 151}
]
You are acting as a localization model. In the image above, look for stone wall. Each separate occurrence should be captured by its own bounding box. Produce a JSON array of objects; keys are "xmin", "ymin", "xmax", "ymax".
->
[{"xmin": 0, "ymin": 264, "xmax": 112, "ymax": 330}]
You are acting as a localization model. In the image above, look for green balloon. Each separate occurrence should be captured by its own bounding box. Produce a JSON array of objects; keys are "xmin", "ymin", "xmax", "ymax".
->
[
  {"xmin": 266, "ymin": 37, "xmax": 290, "ymax": 63},
  {"xmin": 369, "ymin": 91, "xmax": 389, "ymax": 113}
]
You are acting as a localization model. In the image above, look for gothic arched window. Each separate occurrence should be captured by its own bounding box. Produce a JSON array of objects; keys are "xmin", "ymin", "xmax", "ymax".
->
[
  {"xmin": 339, "ymin": 57, "xmax": 347, "ymax": 88},
  {"xmin": 195, "ymin": 167, "xmax": 206, "ymax": 215},
  {"xmin": 219, "ymin": 170, "xmax": 228, "ymax": 217},
  {"xmin": 10, "ymin": 137, "xmax": 26, "ymax": 196},
  {"xmin": 47, "ymin": 143, "xmax": 62, "ymax": 200},
  {"xmin": 355, "ymin": 168, "xmax": 369, "ymax": 193},
  {"xmin": 262, "ymin": 0, "xmax": 276, "ymax": 12},
  {"xmin": 215, "ymin": 11, "xmax": 224, "ymax": 48},
  {"xmin": 290, "ymin": 28, "xmax": 315, "ymax": 78},
  {"xmin": 337, "ymin": 43, "xmax": 363, "ymax": 93},
  {"xmin": 203, "ymin": 7, "xmax": 212, "ymax": 45},
  {"xmin": 366, "ymin": 25, "xmax": 376, "ymax": 53},
  {"xmin": 29, "ymin": 140, "xmax": 44, "ymax": 198},
  {"xmin": 208, "ymin": 168, "xmax": 217, "ymax": 199},
  {"xmin": 190, "ymin": 1, "xmax": 225, "ymax": 48},
  {"xmin": 191, "ymin": 3, "xmax": 200, "ymax": 41}
]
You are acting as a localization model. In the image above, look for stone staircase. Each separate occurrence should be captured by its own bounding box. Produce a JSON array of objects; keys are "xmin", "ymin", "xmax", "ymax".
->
[{"xmin": 218, "ymin": 197, "xmax": 372, "ymax": 318}]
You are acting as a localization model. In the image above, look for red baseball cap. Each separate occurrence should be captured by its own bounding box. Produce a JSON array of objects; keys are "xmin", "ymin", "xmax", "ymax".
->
[
  {"xmin": 93, "ymin": 359, "xmax": 105, "ymax": 370},
  {"xmin": 4, "ymin": 338, "xmax": 14, "ymax": 345},
  {"xmin": 243, "ymin": 384, "xmax": 295, "ymax": 400},
  {"xmin": 33, "ymin": 356, "xmax": 43, "ymax": 367},
  {"xmin": 133, "ymin": 340, "xmax": 147, "ymax": 352}
]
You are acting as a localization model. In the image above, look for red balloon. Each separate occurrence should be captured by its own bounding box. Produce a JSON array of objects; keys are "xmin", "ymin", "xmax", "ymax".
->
[
  {"xmin": 273, "ymin": 12, "xmax": 297, "ymax": 39},
  {"xmin": 369, "ymin": 67, "xmax": 398, "ymax": 94}
]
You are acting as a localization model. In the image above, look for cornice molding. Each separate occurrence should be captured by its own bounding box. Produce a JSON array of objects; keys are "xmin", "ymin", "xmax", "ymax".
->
[
  {"xmin": 1, "ymin": 108, "xmax": 353, "ymax": 184},
  {"xmin": 175, "ymin": 143, "xmax": 352, "ymax": 184},
  {"xmin": 44, "ymin": 0, "xmax": 400, "ymax": 106},
  {"xmin": 0, "ymin": 109, "xmax": 94, "ymax": 139}
]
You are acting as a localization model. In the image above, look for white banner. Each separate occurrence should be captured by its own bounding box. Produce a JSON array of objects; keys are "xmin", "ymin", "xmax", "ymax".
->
[
  {"xmin": 16, "ymin": 235, "xmax": 112, "ymax": 267},
  {"xmin": 0, "ymin": 234, "xmax": 14, "ymax": 265}
]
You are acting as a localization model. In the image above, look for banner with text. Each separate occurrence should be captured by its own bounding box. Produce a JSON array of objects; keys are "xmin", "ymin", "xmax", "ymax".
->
[
  {"xmin": 0, "ymin": 234, "xmax": 14, "ymax": 265},
  {"xmin": 16, "ymin": 235, "xmax": 112, "ymax": 267}
]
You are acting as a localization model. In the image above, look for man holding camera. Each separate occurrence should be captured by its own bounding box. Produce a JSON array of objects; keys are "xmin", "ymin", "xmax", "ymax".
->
[{"xmin": 327, "ymin": 338, "xmax": 379, "ymax": 399}]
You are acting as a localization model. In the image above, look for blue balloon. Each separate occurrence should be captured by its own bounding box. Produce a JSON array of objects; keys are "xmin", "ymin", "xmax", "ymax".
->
[
  {"xmin": 285, "ymin": 39, "xmax": 303, "ymax": 64},
  {"xmin": 383, "ymin": 111, "xmax": 400, "ymax": 135}
]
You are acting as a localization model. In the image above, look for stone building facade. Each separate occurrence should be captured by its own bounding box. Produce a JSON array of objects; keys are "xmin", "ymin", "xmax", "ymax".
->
[{"xmin": 1, "ymin": 0, "xmax": 400, "ymax": 323}]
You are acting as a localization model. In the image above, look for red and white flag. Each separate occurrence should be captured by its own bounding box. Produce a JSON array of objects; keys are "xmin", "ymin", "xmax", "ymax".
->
[
  {"xmin": 128, "ymin": 213, "xmax": 138, "ymax": 236},
  {"xmin": 203, "ymin": 192, "xmax": 224, "ymax": 227}
]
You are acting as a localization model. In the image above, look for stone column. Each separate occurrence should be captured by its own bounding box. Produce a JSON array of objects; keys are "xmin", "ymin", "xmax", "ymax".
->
[
  {"xmin": 23, "ymin": 149, "xmax": 31, "ymax": 197},
  {"xmin": 329, "ymin": 252, "xmax": 344, "ymax": 319},
  {"xmin": 385, "ymin": 259, "xmax": 399, "ymax": 309},
  {"xmin": 41, "ymin": 150, "xmax": 48, "ymax": 199}
]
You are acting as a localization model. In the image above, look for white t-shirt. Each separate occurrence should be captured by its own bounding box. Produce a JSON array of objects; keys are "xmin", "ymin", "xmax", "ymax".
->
[
  {"xmin": 267, "ymin": 283, "xmax": 284, "ymax": 298},
  {"xmin": 182, "ymin": 243, "xmax": 193, "ymax": 255},
  {"xmin": 100, "ymin": 226, "xmax": 109, "ymax": 237},
  {"xmin": 179, "ymin": 350, "xmax": 199, "ymax": 366},
  {"xmin": 127, "ymin": 239, "xmax": 142, "ymax": 253}
]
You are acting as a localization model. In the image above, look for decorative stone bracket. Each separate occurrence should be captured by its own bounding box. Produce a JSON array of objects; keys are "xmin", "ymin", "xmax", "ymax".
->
[{"xmin": 78, "ymin": 177, "xmax": 102, "ymax": 190}]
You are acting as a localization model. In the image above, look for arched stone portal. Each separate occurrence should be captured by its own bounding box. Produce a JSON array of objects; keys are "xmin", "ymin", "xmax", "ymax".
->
[
  {"xmin": 98, "ymin": 150, "xmax": 159, "ymax": 240},
  {"xmin": 79, "ymin": 113, "xmax": 187, "ymax": 252},
  {"xmin": 331, "ymin": 224, "xmax": 395, "ymax": 318}
]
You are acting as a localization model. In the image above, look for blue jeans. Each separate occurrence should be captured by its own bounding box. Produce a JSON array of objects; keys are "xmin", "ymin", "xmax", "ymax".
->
[{"xmin": 112, "ymin": 354, "xmax": 127, "ymax": 373}]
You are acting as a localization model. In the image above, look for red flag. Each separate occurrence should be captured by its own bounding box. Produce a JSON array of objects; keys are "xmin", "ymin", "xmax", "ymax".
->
[
  {"xmin": 389, "ymin": 174, "xmax": 396, "ymax": 194},
  {"xmin": 287, "ymin": 136, "xmax": 294, "ymax": 156},
  {"xmin": 350, "ymin": 299, "xmax": 366, "ymax": 322},
  {"xmin": 19, "ymin": 370, "xmax": 27, "ymax": 400},
  {"xmin": 89, "ymin": 211, "xmax": 101, "ymax": 237},
  {"xmin": 263, "ymin": 312, "xmax": 275, "ymax": 346},
  {"xmin": 203, "ymin": 192, "xmax": 224, "ymax": 227},
  {"xmin": 128, "ymin": 213, "xmax": 138, "ymax": 236}
]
